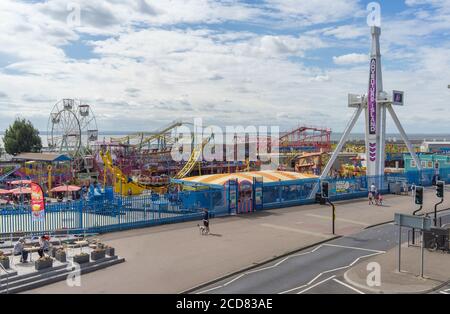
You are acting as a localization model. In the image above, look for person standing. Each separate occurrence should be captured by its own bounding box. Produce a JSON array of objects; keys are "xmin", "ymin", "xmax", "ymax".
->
[{"xmin": 202, "ymin": 208, "xmax": 210, "ymax": 235}]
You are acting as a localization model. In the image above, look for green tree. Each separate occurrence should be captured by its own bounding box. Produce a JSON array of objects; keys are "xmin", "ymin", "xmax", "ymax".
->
[{"xmin": 3, "ymin": 118, "xmax": 42, "ymax": 155}]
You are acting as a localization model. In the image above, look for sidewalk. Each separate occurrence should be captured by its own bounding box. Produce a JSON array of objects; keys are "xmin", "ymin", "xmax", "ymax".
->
[
  {"xmin": 344, "ymin": 244, "xmax": 450, "ymax": 294},
  {"xmin": 26, "ymin": 189, "xmax": 450, "ymax": 294}
]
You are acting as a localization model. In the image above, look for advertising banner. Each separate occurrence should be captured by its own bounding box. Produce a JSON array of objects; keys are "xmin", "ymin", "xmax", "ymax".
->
[
  {"xmin": 253, "ymin": 177, "xmax": 263, "ymax": 210},
  {"xmin": 368, "ymin": 58, "xmax": 377, "ymax": 135},
  {"xmin": 30, "ymin": 182, "xmax": 45, "ymax": 221},
  {"xmin": 228, "ymin": 180, "xmax": 237, "ymax": 212}
]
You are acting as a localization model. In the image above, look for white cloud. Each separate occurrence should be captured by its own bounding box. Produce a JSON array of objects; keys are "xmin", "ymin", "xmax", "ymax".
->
[
  {"xmin": 323, "ymin": 25, "xmax": 367, "ymax": 39},
  {"xmin": 333, "ymin": 53, "xmax": 368, "ymax": 65},
  {"xmin": 263, "ymin": 0, "xmax": 361, "ymax": 25},
  {"xmin": 0, "ymin": 0, "xmax": 449, "ymax": 134}
]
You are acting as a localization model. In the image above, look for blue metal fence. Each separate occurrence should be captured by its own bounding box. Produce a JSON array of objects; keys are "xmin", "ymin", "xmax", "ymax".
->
[
  {"xmin": 0, "ymin": 188, "xmax": 228, "ymax": 235},
  {"xmin": 1, "ymin": 168, "xmax": 448, "ymax": 235}
]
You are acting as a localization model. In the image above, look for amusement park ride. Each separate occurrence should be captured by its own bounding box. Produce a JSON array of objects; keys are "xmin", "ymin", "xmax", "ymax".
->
[
  {"xmin": 47, "ymin": 99, "xmax": 99, "ymax": 175},
  {"xmin": 320, "ymin": 26, "xmax": 423, "ymax": 184}
]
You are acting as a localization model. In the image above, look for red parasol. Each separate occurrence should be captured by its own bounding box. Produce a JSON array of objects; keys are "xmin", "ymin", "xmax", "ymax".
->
[
  {"xmin": 10, "ymin": 187, "xmax": 32, "ymax": 195},
  {"xmin": 50, "ymin": 185, "xmax": 81, "ymax": 193}
]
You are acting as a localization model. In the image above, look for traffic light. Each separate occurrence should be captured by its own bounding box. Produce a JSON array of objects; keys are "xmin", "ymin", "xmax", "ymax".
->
[
  {"xmin": 321, "ymin": 181, "xmax": 329, "ymax": 199},
  {"xmin": 415, "ymin": 186, "xmax": 424, "ymax": 205},
  {"xmin": 436, "ymin": 181, "xmax": 445, "ymax": 198}
]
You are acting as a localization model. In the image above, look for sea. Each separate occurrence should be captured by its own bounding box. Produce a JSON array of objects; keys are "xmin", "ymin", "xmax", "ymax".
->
[{"xmin": 0, "ymin": 132, "xmax": 449, "ymax": 149}]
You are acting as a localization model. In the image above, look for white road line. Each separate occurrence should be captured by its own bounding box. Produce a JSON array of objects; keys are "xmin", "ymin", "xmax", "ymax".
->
[
  {"xmin": 196, "ymin": 285, "xmax": 223, "ymax": 294},
  {"xmin": 260, "ymin": 223, "xmax": 330, "ymax": 239},
  {"xmin": 306, "ymin": 214, "xmax": 370, "ymax": 227},
  {"xmin": 297, "ymin": 275, "xmax": 336, "ymax": 294},
  {"xmin": 279, "ymin": 284, "xmax": 308, "ymax": 294},
  {"xmin": 333, "ymin": 278, "xmax": 365, "ymax": 294},
  {"xmin": 439, "ymin": 291, "xmax": 449, "ymax": 295},
  {"xmin": 279, "ymin": 251, "xmax": 384, "ymax": 294},
  {"xmin": 198, "ymin": 244, "xmax": 385, "ymax": 294},
  {"xmin": 224, "ymin": 274, "xmax": 245, "ymax": 286},
  {"xmin": 323, "ymin": 243, "xmax": 386, "ymax": 254}
]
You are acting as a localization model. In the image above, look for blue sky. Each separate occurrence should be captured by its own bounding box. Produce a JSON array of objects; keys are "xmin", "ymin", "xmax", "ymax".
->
[{"xmin": 0, "ymin": 0, "xmax": 449, "ymax": 134}]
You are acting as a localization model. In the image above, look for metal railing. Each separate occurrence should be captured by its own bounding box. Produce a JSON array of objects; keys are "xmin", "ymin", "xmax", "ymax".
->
[{"xmin": 0, "ymin": 168, "xmax": 449, "ymax": 235}]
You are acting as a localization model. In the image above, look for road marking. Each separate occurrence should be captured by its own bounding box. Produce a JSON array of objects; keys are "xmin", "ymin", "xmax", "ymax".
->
[
  {"xmin": 297, "ymin": 275, "xmax": 336, "ymax": 294},
  {"xmin": 306, "ymin": 214, "xmax": 370, "ymax": 227},
  {"xmin": 279, "ymin": 284, "xmax": 308, "ymax": 294},
  {"xmin": 198, "ymin": 244, "xmax": 385, "ymax": 295},
  {"xmin": 333, "ymin": 278, "xmax": 365, "ymax": 294},
  {"xmin": 323, "ymin": 243, "xmax": 386, "ymax": 254},
  {"xmin": 196, "ymin": 285, "xmax": 223, "ymax": 294},
  {"xmin": 439, "ymin": 291, "xmax": 449, "ymax": 294},
  {"xmin": 224, "ymin": 274, "xmax": 245, "ymax": 286},
  {"xmin": 279, "ymin": 251, "xmax": 383, "ymax": 294},
  {"xmin": 260, "ymin": 223, "xmax": 330, "ymax": 239}
]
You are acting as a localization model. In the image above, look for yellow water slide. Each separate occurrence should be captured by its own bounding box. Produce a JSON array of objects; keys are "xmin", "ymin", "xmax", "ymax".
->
[{"xmin": 100, "ymin": 150, "xmax": 147, "ymax": 195}]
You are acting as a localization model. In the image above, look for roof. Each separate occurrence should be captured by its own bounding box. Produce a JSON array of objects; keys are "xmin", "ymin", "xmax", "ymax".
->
[
  {"xmin": 179, "ymin": 170, "xmax": 318, "ymax": 186},
  {"xmin": 12, "ymin": 153, "xmax": 72, "ymax": 162}
]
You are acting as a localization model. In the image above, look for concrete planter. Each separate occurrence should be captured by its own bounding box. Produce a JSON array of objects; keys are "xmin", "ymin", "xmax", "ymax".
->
[
  {"xmin": 73, "ymin": 254, "xmax": 90, "ymax": 265},
  {"xmin": 105, "ymin": 247, "xmax": 115, "ymax": 257},
  {"xmin": 90, "ymin": 249, "xmax": 106, "ymax": 261},
  {"xmin": 55, "ymin": 251, "xmax": 67, "ymax": 263},
  {"xmin": 35, "ymin": 258, "xmax": 53, "ymax": 271},
  {"xmin": 48, "ymin": 247, "xmax": 57, "ymax": 258},
  {"xmin": 0, "ymin": 257, "xmax": 10, "ymax": 270}
]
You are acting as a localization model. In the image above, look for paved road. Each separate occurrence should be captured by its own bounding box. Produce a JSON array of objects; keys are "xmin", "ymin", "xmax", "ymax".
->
[
  {"xmin": 433, "ymin": 283, "xmax": 450, "ymax": 295},
  {"xmin": 192, "ymin": 212, "xmax": 450, "ymax": 294}
]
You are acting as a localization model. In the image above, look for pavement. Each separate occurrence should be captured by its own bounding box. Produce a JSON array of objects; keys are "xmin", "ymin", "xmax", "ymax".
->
[{"xmin": 25, "ymin": 188, "xmax": 450, "ymax": 294}]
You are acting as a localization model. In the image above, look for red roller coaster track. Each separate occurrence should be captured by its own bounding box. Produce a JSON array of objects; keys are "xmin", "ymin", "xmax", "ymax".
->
[{"xmin": 279, "ymin": 126, "xmax": 331, "ymax": 152}]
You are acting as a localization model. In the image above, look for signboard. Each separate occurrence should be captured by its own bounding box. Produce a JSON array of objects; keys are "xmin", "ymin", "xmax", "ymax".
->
[
  {"xmin": 368, "ymin": 58, "xmax": 377, "ymax": 135},
  {"xmin": 394, "ymin": 213, "xmax": 432, "ymax": 231},
  {"xmin": 393, "ymin": 91, "xmax": 404, "ymax": 106},
  {"xmin": 253, "ymin": 177, "xmax": 263, "ymax": 210},
  {"xmin": 30, "ymin": 182, "xmax": 45, "ymax": 221},
  {"xmin": 228, "ymin": 180, "xmax": 237, "ymax": 211}
]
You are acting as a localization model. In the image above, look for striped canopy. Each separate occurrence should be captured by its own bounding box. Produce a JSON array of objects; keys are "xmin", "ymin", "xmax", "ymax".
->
[{"xmin": 181, "ymin": 170, "xmax": 318, "ymax": 186}]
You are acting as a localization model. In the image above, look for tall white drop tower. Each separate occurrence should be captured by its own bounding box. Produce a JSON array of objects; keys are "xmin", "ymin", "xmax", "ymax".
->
[{"xmin": 320, "ymin": 26, "xmax": 422, "ymax": 183}]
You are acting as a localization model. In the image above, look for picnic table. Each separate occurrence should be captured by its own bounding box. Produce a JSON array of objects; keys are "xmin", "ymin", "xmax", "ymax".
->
[{"xmin": 24, "ymin": 246, "xmax": 41, "ymax": 262}]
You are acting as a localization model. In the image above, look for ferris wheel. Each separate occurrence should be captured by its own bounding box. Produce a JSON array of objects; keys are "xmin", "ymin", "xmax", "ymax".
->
[{"xmin": 47, "ymin": 99, "xmax": 98, "ymax": 157}]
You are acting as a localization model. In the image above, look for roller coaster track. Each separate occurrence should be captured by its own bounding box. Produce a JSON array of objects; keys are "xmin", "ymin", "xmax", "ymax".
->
[
  {"xmin": 174, "ymin": 135, "xmax": 212, "ymax": 179},
  {"xmin": 110, "ymin": 120, "xmax": 185, "ymax": 150},
  {"xmin": 0, "ymin": 164, "xmax": 21, "ymax": 182},
  {"xmin": 100, "ymin": 133, "xmax": 211, "ymax": 191}
]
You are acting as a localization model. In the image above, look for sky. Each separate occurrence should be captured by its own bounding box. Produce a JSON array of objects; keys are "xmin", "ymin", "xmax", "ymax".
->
[{"xmin": 0, "ymin": 0, "xmax": 449, "ymax": 134}]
